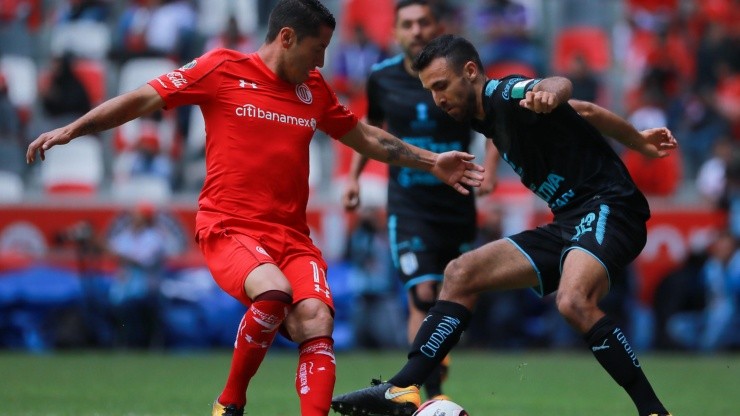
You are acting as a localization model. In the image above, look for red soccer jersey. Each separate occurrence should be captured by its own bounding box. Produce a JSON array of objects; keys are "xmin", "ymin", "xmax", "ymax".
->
[{"xmin": 148, "ymin": 49, "xmax": 358, "ymax": 237}]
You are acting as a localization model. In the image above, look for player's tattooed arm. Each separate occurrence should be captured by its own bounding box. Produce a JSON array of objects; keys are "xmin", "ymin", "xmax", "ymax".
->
[
  {"xmin": 339, "ymin": 121, "xmax": 484, "ymax": 195},
  {"xmin": 376, "ymin": 135, "xmax": 420, "ymax": 163},
  {"xmin": 340, "ymin": 121, "xmax": 434, "ymax": 169}
]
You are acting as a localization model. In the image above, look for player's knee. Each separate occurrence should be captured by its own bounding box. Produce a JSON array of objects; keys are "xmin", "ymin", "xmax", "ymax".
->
[
  {"xmin": 555, "ymin": 291, "xmax": 594, "ymax": 324},
  {"xmin": 443, "ymin": 257, "xmax": 469, "ymax": 292},
  {"xmin": 284, "ymin": 299, "xmax": 334, "ymax": 343},
  {"xmin": 410, "ymin": 284, "xmax": 437, "ymax": 312}
]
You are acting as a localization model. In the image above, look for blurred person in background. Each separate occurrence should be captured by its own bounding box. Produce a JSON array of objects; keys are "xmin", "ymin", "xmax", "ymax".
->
[
  {"xmin": 52, "ymin": 0, "xmax": 111, "ymax": 24},
  {"xmin": 111, "ymin": 0, "xmax": 196, "ymax": 63},
  {"xmin": 341, "ymin": 0, "xmax": 498, "ymax": 402},
  {"xmin": 696, "ymin": 136, "xmax": 736, "ymax": 207},
  {"xmin": 344, "ymin": 207, "xmax": 405, "ymax": 349},
  {"xmin": 474, "ymin": 0, "xmax": 543, "ymax": 75},
  {"xmin": 667, "ymin": 87, "xmax": 729, "ymax": 178},
  {"xmin": 722, "ymin": 152, "xmax": 740, "ymax": 238},
  {"xmin": 203, "ymin": 15, "xmax": 255, "ymax": 54},
  {"xmin": 25, "ymin": 1, "xmax": 484, "ymax": 414},
  {"xmin": 331, "ymin": 24, "xmax": 386, "ymax": 116},
  {"xmin": 39, "ymin": 53, "xmax": 92, "ymax": 128},
  {"xmin": 565, "ymin": 53, "xmax": 601, "ymax": 104},
  {"xmin": 666, "ymin": 229, "xmax": 740, "ymax": 352},
  {"xmin": 106, "ymin": 202, "xmax": 168, "ymax": 349},
  {"xmin": 0, "ymin": 69, "xmax": 24, "ymax": 176},
  {"xmin": 112, "ymin": 111, "xmax": 175, "ymax": 187}
]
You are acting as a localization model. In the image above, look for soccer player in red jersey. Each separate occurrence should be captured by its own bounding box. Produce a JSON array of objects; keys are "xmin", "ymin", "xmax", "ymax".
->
[{"xmin": 25, "ymin": 1, "xmax": 484, "ymax": 415}]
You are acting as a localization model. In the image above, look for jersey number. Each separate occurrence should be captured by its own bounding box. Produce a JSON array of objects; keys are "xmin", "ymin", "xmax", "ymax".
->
[{"xmin": 311, "ymin": 261, "xmax": 330, "ymax": 299}]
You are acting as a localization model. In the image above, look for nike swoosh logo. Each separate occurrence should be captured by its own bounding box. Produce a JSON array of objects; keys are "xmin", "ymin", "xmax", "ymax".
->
[{"xmin": 384, "ymin": 388, "xmax": 416, "ymax": 400}]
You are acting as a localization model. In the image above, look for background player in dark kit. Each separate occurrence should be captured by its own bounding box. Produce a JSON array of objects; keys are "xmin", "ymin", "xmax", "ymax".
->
[{"xmin": 341, "ymin": 0, "xmax": 499, "ymax": 401}]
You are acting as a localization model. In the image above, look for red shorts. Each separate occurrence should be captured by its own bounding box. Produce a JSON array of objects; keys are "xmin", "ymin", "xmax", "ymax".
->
[{"xmin": 197, "ymin": 221, "xmax": 333, "ymax": 312}]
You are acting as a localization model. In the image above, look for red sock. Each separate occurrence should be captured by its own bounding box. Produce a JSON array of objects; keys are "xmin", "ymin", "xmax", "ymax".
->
[
  {"xmin": 218, "ymin": 290, "xmax": 292, "ymax": 408},
  {"xmin": 295, "ymin": 336, "xmax": 336, "ymax": 416}
]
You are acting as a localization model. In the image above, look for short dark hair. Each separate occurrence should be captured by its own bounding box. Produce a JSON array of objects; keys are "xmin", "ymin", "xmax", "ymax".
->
[
  {"xmin": 395, "ymin": 0, "xmax": 440, "ymax": 22},
  {"xmin": 413, "ymin": 34, "xmax": 484, "ymax": 74},
  {"xmin": 265, "ymin": 0, "xmax": 336, "ymax": 42}
]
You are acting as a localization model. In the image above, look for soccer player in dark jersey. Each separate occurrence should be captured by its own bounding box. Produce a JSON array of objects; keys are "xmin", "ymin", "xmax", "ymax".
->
[
  {"xmin": 331, "ymin": 34, "xmax": 677, "ymax": 416},
  {"xmin": 341, "ymin": 0, "xmax": 499, "ymax": 402},
  {"xmin": 25, "ymin": 4, "xmax": 486, "ymax": 415}
]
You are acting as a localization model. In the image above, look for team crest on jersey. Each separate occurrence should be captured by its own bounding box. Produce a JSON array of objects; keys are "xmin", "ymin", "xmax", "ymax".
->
[
  {"xmin": 179, "ymin": 59, "xmax": 197, "ymax": 70},
  {"xmin": 295, "ymin": 83, "xmax": 313, "ymax": 104}
]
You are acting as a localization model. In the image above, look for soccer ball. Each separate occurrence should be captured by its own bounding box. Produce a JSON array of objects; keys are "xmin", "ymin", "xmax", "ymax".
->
[{"xmin": 412, "ymin": 399, "xmax": 469, "ymax": 416}]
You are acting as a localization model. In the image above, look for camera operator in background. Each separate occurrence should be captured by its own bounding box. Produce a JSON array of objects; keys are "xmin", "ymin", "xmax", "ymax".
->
[{"xmin": 106, "ymin": 202, "xmax": 168, "ymax": 349}]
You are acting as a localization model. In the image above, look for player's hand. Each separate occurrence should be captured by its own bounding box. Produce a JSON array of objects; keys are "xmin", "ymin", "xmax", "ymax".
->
[
  {"xmin": 26, "ymin": 127, "xmax": 74, "ymax": 163},
  {"xmin": 636, "ymin": 127, "xmax": 678, "ymax": 158},
  {"xmin": 519, "ymin": 90, "xmax": 558, "ymax": 113},
  {"xmin": 342, "ymin": 178, "xmax": 361, "ymax": 211},
  {"xmin": 432, "ymin": 151, "xmax": 485, "ymax": 195}
]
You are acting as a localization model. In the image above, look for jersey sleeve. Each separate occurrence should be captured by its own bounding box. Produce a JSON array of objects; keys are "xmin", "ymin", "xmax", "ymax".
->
[
  {"xmin": 366, "ymin": 71, "xmax": 384, "ymax": 125},
  {"xmin": 147, "ymin": 49, "xmax": 227, "ymax": 109},
  {"xmin": 316, "ymin": 74, "xmax": 359, "ymax": 139},
  {"xmin": 492, "ymin": 75, "xmax": 542, "ymax": 103}
]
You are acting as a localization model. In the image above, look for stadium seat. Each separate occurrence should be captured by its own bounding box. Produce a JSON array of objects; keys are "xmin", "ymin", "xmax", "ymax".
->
[
  {"xmin": 0, "ymin": 171, "xmax": 24, "ymax": 203},
  {"xmin": 117, "ymin": 57, "xmax": 176, "ymax": 94},
  {"xmin": 40, "ymin": 135, "xmax": 103, "ymax": 195},
  {"xmin": 111, "ymin": 175, "xmax": 172, "ymax": 204},
  {"xmin": 552, "ymin": 26, "xmax": 611, "ymax": 74},
  {"xmin": 196, "ymin": 0, "xmax": 258, "ymax": 37},
  {"xmin": 0, "ymin": 54, "xmax": 37, "ymax": 123},
  {"xmin": 37, "ymin": 58, "xmax": 108, "ymax": 107},
  {"xmin": 72, "ymin": 59, "xmax": 107, "ymax": 106},
  {"xmin": 485, "ymin": 61, "xmax": 537, "ymax": 79},
  {"xmin": 114, "ymin": 58, "xmax": 178, "ymax": 153},
  {"xmin": 48, "ymin": 21, "xmax": 112, "ymax": 60}
]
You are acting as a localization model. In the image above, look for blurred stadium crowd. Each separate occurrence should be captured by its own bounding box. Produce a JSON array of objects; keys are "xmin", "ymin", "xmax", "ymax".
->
[{"xmin": 0, "ymin": 0, "xmax": 738, "ymax": 353}]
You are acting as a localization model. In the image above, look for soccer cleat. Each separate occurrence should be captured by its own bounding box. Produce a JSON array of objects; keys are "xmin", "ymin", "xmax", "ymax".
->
[
  {"xmin": 331, "ymin": 379, "xmax": 420, "ymax": 416},
  {"xmin": 647, "ymin": 414, "xmax": 672, "ymax": 416},
  {"xmin": 211, "ymin": 400, "xmax": 244, "ymax": 416}
]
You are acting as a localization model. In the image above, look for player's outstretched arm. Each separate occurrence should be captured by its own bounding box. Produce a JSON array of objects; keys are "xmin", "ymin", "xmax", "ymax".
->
[
  {"xmin": 340, "ymin": 121, "xmax": 484, "ymax": 195},
  {"xmin": 569, "ymin": 99, "xmax": 678, "ymax": 158},
  {"xmin": 27, "ymin": 84, "xmax": 165, "ymax": 163}
]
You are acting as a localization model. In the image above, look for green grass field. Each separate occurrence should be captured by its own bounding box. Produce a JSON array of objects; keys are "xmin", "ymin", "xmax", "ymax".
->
[{"xmin": 1, "ymin": 349, "xmax": 737, "ymax": 415}]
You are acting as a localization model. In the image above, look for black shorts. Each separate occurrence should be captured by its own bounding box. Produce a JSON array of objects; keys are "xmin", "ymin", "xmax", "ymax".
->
[
  {"xmin": 508, "ymin": 198, "xmax": 648, "ymax": 297},
  {"xmin": 388, "ymin": 214, "xmax": 477, "ymax": 290}
]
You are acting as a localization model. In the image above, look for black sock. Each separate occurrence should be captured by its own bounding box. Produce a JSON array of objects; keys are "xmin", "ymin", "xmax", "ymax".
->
[
  {"xmin": 390, "ymin": 301, "xmax": 471, "ymax": 388},
  {"xmin": 422, "ymin": 363, "xmax": 444, "ymax": 398},
  {"xmin": 585, "ymin": 317, "xmax": 668, "ymax": 416}
]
